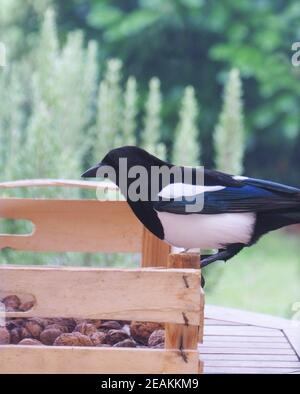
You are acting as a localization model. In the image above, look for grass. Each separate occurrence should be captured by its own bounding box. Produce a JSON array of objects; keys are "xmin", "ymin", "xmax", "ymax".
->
[{"xmin": 204, "ymin": 230, "xmax": 300, "ymax": 319}]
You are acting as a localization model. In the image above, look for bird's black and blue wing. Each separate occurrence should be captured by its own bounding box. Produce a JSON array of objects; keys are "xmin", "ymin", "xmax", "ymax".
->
[{"xmin": 153, "ymin": 175, "xmax": 300, "ymax": 215}]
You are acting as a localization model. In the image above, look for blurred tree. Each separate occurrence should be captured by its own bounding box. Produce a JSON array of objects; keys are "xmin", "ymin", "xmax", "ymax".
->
[
  {"xmin": 94, "ymin": 58, "xmax": 122, "ymax": 160},
  {"xmin": 173, "ymin": 86, "xmax": 200, "ymax": 166},
  {"xmin": 142, "ymin": 77, "xmax": 166, "ymax": 158},
  {"xmin": 3, "ymin": 0, "xmax": 300, "ymax": 182},
  {"xmin": 214, "ymin": 69, "xmax": 245, "ymax": 175},
  {"xmin": 121, "ymin": 76, "xmax": 138, "ymax": 146},
  {"xmin": 21, "ymin": 9, "xmax": 98, "ymax": 187},
  {"xmin": 0, "ymin": 63, "xmax": 27, "ymax": 181},
  {"xmin": 0, "ymin": 0, "xmax": 52, "ymax": 61}
]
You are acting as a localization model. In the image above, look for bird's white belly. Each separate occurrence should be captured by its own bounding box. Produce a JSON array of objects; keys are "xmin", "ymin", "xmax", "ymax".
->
[{"xmin": 156, "ymin": 211, "xmax": 256, "ymax": 249}]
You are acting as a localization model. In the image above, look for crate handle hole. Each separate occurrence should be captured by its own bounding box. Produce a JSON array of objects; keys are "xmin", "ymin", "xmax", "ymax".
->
[
  {"xmin": 0, "ymin": 219, "xmax": 34, "ymax": 235},
  {"xmin": 0, "ymin": 292, "xmax": 36, "ymax": 312}
]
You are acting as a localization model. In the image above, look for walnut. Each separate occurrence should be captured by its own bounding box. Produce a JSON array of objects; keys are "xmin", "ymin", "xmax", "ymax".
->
[
  {"xmin": 113, "ymin": 339, "xmax": 136, "ymax": 348},
  {"xmin": 27, "ymin": 317, "xmax": 48, "ymax": 328},
  {"xmin": 6, "ymin": 318, "xmax": 24, "ymax": 330},
  {"xmin": 75, "ymin": 319, "xmax": 102, "ymax": 329},
  {"xmin": 53, "ymin": 332, "xmax": 93, "ymax": 347},
  {"xmin": 64, "ymin": 319, "xmax": 77, "ymax": 331},
  {"xmin": 106, "ymin": 329, "xmax": 129, "ymax": 345},
  {"xmin": 73, "ymin": 318, "xmax": 84, "ymax": 325},
  {"xmin": 10, "ymin": 328, "xmax": 21, "ymax": 344},
  {"xmin": 0, "ymin": 327, "xmax": 10, "ymax": 344},
  {"xmin": 130, "ymin": 322, "xmax": 164, "ymax": 345},
  {"xmin": 44, "ymin": 323, "xmax": 68, "ymax": 333},
  {"xmin": 100, "ymin": 321, "xmax": 122, "ymax": 331},
  {"xmin": 24, "ymin": 320, "xmax": 43, "ymax": 339},
  {"xmin": 88, "ymin": 319, "xmax": 102, "ymax": 329},
  {"xmin": 19, "ymin": 338, "xmax": 43, "ymax": 346},
  {"xmin": 148, "ymin": 329, "xmax": 165, "ymax": 347},
  {"xmin": 19, "ymin": 326, "xmax": 31, "ymax": 340},
  {"xmin": 19, "ymin": 301, "xmax": 35, "ymax": 312},
  {"xmin": 6, "ymin": 306, "xmax": 17, "ymax": 312},
  {"xmin": 74, "ymin": 322, "xmax": 97, "ymax": 336},
  {"xmin": 2, "ymin": 295, "xmax": 21, "ymax": 310},
  {"xmin": 90, "ymin": 331, "xmax": 107, "ymax": 346},
  {"xmin": 47, "ymin": 317, "xmax": 76, "ymax": 332},
  {"xmin": 50, "ymin": 318, "xmax": 76, "ymax": 332},
  {"xmin": 40, "ymin": 328, "xmax": 62, "ymax": 345}
]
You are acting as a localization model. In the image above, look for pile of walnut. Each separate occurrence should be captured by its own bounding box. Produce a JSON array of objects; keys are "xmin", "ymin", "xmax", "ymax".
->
[{"xmin": 0, "ymin": 295, "xmax": 165, "ymax": 348}]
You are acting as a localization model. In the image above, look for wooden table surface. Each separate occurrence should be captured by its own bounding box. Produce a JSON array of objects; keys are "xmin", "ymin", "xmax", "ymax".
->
[{"xmin": 199, "ymin": 305, "xmax": 300, "ymax": 374}]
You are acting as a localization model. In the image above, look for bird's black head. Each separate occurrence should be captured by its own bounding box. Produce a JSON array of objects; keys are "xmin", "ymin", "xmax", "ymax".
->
[
  {"xmin": 81, "ymin": 146, "xmax": 168, "ymax": 185},
  {"xmin": 82, "ymin": 146, "xmax": 170, "ymax": 239}
]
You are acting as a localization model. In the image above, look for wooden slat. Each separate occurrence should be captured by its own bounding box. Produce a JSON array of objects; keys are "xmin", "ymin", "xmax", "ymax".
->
[
  {"xmin": 0, "ymin": 346, "xmax": 199, "ymax": 374},
  {"xmin": 204, "ymin": 325, "xmax": 282, "ymax": 337},
  {"xmin": 198, "ymin": 360, "xmax": 204, "ymax": 373},
  {"xmin": 0, "ymin": 179, "xmax": 117, "ymax": 190},
  {"xmin": 165, "ymin": 253, "xmax": 203, "ymax": 373},
  {"xmin": 166, "ymin": 253, "xmax": 201, "ymax": 350},
  {"xmin": 141, "ymin": 228, "xmax": 170, "ymax": 268},
  {"xmin": 0, "ymin": 266, "xmax": 201, "ymax": 324},
  {"xmin": 0, "ymin": 199, "xmax": 142, "ymax": 252},
  {"xmin": 165, "ymin": 254, "xmax": 202, "ymax": 355},
  {"xmin": 199, "ymin": 288, "xmax": 205, "ymax": 342}
]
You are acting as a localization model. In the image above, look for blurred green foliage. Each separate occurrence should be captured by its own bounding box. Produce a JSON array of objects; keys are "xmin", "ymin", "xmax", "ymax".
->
[
  {"xmin": 214, "ymin": 69, "xmax": 245, "ymax": 175},
  {"xmin": 56, "ymin": 0, "xmax": 300, "ymax": 183},
  {"xmin": 206, "ymin": 230, "xmax": 300, "ymax": 319},
  {"xmin": 173, "ymin": 85, "xmax": 199, "ymax": 166}
]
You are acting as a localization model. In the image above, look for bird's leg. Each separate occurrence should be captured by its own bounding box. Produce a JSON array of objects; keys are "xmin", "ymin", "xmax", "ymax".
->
[
  {"xmin": 200, "ymin": 244, "xmax": 244, "ymax": 268},
  {"xmin": 201, "ymin": 275, "xmax": 205, "ymax": 288},
  {"xmin": 200, "ymin": 250, "xmax": 227, "ymax": 268},
  {"xmin": 200, "ymin": 253, "xmax": 213, "ymax": 260}
]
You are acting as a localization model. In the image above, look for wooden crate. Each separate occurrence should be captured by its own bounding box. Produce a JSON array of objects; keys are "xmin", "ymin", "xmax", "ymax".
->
[{"xmin": 0, "ymin": 180, "xmax": 204, "ymax": 374}]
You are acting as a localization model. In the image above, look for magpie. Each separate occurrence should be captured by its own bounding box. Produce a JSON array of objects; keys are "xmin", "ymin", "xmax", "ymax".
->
[{"xmin": 82, "ymin": 146, "xmax": 300, "ymax": 270}]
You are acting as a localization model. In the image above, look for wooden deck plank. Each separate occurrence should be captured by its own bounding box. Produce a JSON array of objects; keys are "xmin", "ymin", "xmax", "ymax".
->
[
  {"xmin": 203, "ymin": 335, "xmax": 286, "ymax": 343},
  {"xmin": 203, "ymin": 360, "xmax": 300, "ymax": 368},
  {"xmin": 199, "ymin": 346, "xmax": 295, "ymax": 355},
  {"xmin": 204, "ymin": 319, "xmax": 242, "ymax": 326},
  {"xmin": 204, "ymin": 366, "xmax": 300, "ymax": 374},
  {"xmin": 201, "ymin": 354, "xmax": 299, "ymax": 361},
  {"xmin": 205, "ymin": 305, "xmax": 295, "ymax": 329},
  {"xmin": 204, "ymin": 325, "xmax": 282, "ymax": 337},
  {"xmin": 201, "ymin": 341, "xmax": 290, "ymax": 349},
  {"xmin": 283, "ymin": 328, "xmax": 300, "ymax": 359},
  {"xmin": 201, "ymin": 306, "xmax": 300, "ymax": 374}
]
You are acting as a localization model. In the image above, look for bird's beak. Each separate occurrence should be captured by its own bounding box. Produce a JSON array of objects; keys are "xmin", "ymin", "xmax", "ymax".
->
[{"xmin": 81, "ymin": 163, "xmax": 103, "ymax": 178}]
